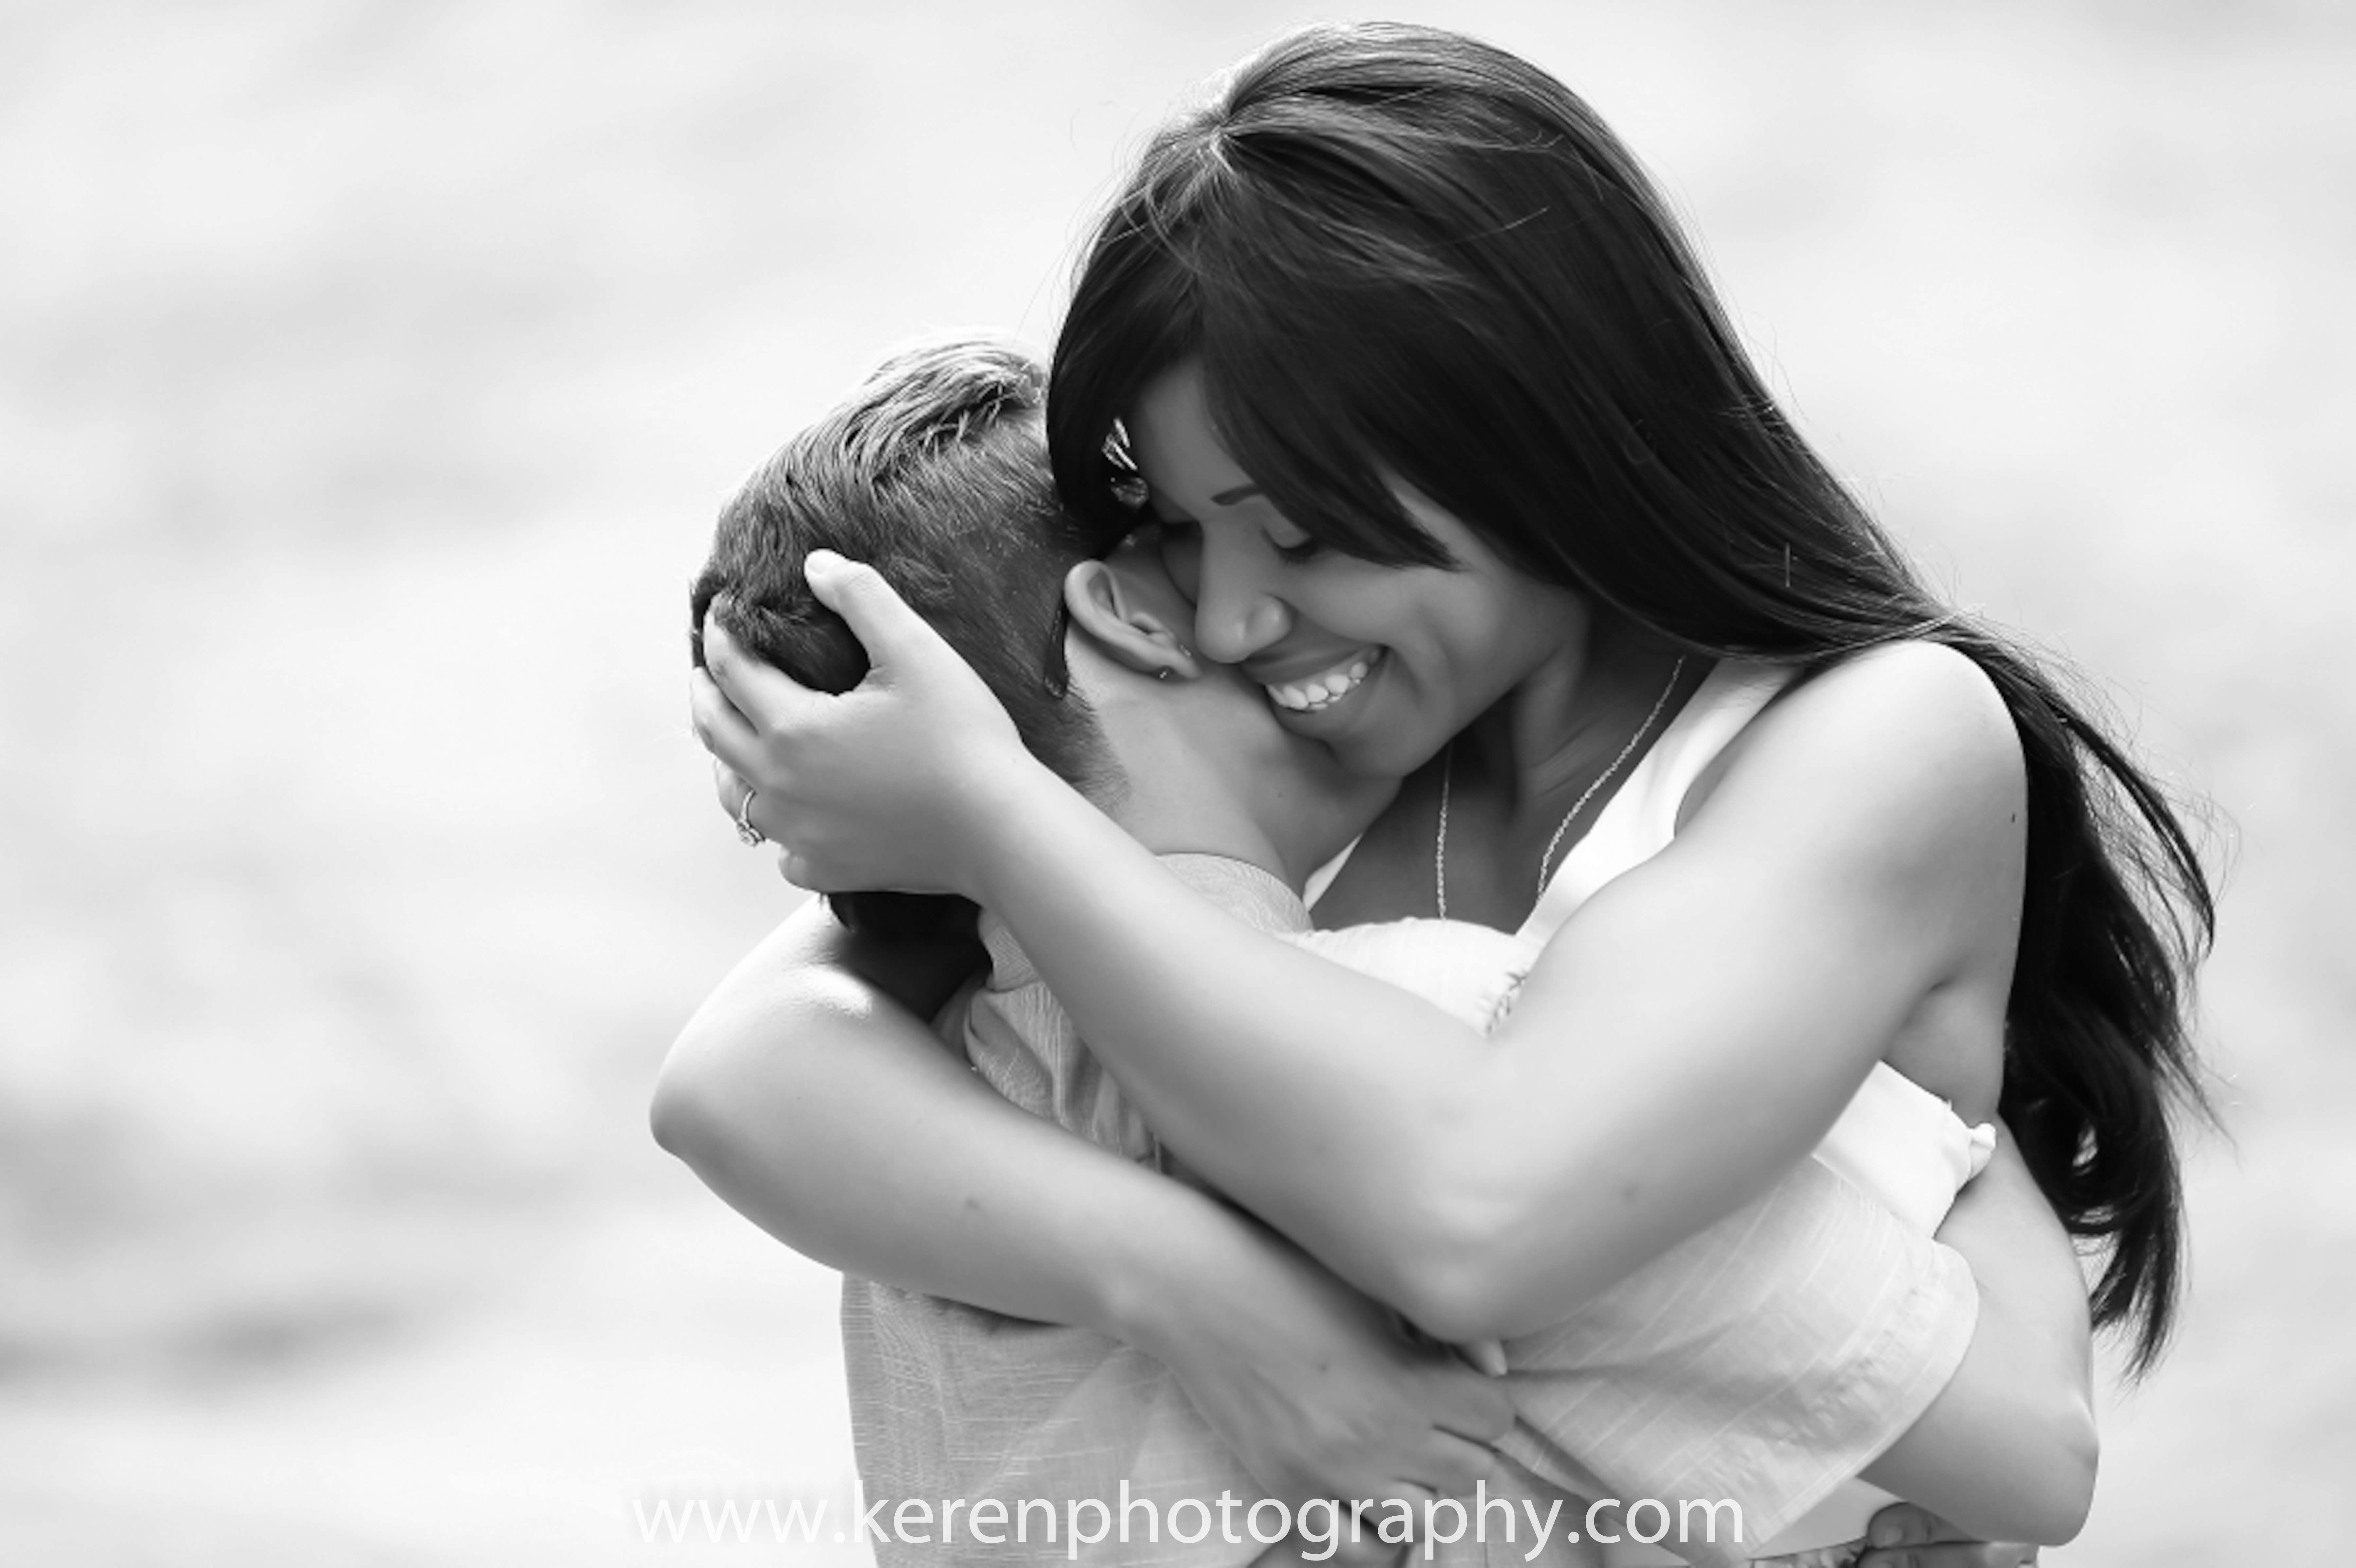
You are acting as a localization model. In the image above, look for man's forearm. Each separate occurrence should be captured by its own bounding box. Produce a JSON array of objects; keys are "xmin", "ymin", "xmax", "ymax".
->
[{"xmin": 1860, "ymin": 1126, "xmax": 2097, "ymax": 1545}]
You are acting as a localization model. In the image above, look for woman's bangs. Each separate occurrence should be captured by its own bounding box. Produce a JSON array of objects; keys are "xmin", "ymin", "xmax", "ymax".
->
[
  {"xmin": 1199, "ymin": 355, "xmax": 1439, "ymax": 570},
  {"xmin": 1190, "ymin": 224, "xmax": 1456, "ymax": 570},
  {"xmin": 1048, "ymin": 211, "xmax": 1204, "ymax": 548}
]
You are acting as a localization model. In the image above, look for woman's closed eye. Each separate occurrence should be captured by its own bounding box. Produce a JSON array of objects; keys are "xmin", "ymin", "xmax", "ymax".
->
[
  {"xmin": 1260, "ymin": 515, "xmax": 1328, "ymax": 565},
  {"xmin": 1149, "ymin": 511, "xmax": 1325, "ymax": 589}
]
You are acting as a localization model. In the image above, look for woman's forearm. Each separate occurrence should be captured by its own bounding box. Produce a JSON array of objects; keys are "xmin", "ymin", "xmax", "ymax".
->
[
  {"xmin": 1860, "ymin": 1126, "xmax": 2097, "ymax": 1545},
  {"xmin": 957, "ymin": 659, "xmax": 2021, "ymax": 1341},
  {"xmin": 961, "ymin": 755, "xmax": 1937, "ymax": 1340},
  {"xmin": 651, "ymin": 897, "xmax": 1270, "ymax": 1338}
]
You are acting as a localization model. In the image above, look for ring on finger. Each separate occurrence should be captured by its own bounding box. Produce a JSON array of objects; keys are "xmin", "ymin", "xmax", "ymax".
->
[{"xmin": 735, "ymin": 787, "xmax": 764, "ymax": 847}]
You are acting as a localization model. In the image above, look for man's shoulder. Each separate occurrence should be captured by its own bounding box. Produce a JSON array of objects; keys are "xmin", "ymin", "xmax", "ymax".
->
[{"xmin": 1155, "ymin": 852, "xmax": 1314, "ymax": 935}]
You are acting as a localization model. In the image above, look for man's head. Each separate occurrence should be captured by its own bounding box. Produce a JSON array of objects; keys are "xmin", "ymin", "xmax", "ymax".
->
[
  {"xmin": 693, "ymin": 336, "xmax": 1122, "ymax": 939},
  {"xmin": 692, "ymin": 335, "xmax": 1115, "ymax": 798}
]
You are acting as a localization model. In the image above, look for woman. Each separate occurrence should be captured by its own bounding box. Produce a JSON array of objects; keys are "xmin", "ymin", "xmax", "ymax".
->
[{"xmin": 668, "ymin": 23, "xmax": 2209, "ymax": 1567}]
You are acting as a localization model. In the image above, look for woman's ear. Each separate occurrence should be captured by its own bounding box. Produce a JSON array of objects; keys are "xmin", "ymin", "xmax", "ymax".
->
[{"xmin": 1064, "ymin": 560, "xmax": 1198, "ymax": 680}]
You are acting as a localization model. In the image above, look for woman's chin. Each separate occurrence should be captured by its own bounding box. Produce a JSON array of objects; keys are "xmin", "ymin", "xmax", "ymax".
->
[{"xmin": 1269, "ymin": 666, "xmax": 1437, "ymax": 782}]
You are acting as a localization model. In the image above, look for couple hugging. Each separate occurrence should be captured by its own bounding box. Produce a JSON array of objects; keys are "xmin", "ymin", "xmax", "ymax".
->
[{"xmin": 660, "ymin": 23, "xmax": 2210, "ymax": 1568}]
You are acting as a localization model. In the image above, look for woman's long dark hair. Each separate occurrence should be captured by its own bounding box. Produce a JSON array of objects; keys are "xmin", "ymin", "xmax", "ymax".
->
[{"xmin": 1048, "ymin": 22, "xmax": 2215, "ymax": 1373}]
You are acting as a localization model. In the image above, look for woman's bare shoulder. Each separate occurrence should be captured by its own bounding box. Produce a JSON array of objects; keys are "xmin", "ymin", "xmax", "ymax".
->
[
  {"xmin": 1667, "ymin": 644, "xmax": 2024, "ymax": 1112},
  {"xmin": 1693, "ymin": 642, "xmax": 2028, "ymax": 914}
]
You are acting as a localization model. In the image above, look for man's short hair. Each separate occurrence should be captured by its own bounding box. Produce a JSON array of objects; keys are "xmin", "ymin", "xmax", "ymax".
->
[{"xmin": 690, "ymin": 335, "xmax": 1113, "ymax": 939}]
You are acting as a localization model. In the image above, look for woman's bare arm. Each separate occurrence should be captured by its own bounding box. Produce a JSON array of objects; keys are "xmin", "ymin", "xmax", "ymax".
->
[
  {"xmin": 997, "ymin": 649, "xmax": 2024, "ymax": 1340},
  {"xmin": 651, "ymin": 896, "xmax": 1515, "ymax": 1505},
  {"xmin": 697, "ymin": 586, "xmax": 2026, "ymax": 1342}
]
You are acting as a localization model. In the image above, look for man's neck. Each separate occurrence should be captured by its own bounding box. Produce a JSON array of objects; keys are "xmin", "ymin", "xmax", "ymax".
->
[
  {"xmin": 1068, "ymin": 629, "xmax": 1389, "ymax": 894},
  {"xmin": 1092, "ymin": 729, "xmax": 1301, "ymax": 889}
]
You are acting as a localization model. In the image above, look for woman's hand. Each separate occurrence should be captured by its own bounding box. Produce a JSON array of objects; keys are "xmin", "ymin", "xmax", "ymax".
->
[
  {"xmin": 1859, "ymin": 1504, "xmax": 2041, "ymax": 1567},
  {"xmin": 690, "ymin": 550, "xmax": 1043, "ymax": 898},
  {"xmin": 1119, "ymin": 1210, "xmax": 1516, "ymax": 1510}
]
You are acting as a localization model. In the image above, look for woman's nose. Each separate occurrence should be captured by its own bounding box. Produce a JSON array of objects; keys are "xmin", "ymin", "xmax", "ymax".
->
[{"xmin": 1192, "ymin": 568, "xmax": 1294, "ymax": 663}]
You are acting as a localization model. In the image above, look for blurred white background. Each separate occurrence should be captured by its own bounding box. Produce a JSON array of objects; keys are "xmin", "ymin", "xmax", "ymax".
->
[{"xmin": 2, "ymin": 2, "xmax": 2348, "ymax": 1562}]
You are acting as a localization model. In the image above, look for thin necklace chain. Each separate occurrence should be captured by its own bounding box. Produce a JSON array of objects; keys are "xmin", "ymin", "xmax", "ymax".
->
[{"xmin": 1435, "ymin": 657, "xmax": 1687, "ymax": 921}]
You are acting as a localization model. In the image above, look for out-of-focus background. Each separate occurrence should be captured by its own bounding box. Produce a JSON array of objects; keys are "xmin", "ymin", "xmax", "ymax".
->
[{"xmin": 2, "ymin": 1, "xmax": 2347, "ymax": 1562}]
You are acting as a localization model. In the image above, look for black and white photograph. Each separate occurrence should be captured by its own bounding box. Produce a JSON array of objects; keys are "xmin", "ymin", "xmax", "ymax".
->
[{"xmin": 3, "ymin": 3, "xmax": 2347, "ymax": 1564}]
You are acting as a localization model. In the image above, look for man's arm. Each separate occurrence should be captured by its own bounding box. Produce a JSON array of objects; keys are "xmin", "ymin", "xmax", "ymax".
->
[
  {"xmin": 1862, "ymin": 1124, "xmax": 2097, "ymax": 1547},
  {"xmin": 655, "ymin": 896, "xmax": 1197, "ymax": 1327}
]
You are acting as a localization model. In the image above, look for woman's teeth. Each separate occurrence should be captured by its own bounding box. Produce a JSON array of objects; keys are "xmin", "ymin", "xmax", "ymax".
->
[{"xmin": 1265, "ymin": 651, "xmax": 1381, "ymax": 713}]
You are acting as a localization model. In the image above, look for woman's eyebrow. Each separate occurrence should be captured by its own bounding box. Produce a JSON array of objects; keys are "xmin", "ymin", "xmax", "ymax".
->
[{"xmin": 1209, "ymin": 483, "xmax": 1264, "ymax": 505}]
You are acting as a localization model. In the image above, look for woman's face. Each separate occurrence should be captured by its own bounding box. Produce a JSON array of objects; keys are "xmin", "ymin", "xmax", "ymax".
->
[
  {"xmin": 1127, "ymin": 360, "xmax": 1583, "ymax": 779},
  {"xmin": 1089, "ymin": 543, "xmax": 1397, "ymax": 879}
]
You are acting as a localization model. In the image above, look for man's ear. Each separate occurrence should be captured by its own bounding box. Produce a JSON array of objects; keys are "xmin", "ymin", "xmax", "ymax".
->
[{"xmin": 1064, "ymin": 561, "xmax": 1198, "ymax": 679}]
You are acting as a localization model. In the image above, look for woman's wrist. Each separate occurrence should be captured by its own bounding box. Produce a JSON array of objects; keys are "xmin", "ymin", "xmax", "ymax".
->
[
  {"xmin": 1085, "ymin": 1185, "xmax": 1255, "ymax": 1359},
  {"xmin": 953, "ymin": 745, "xmax": 1113, "ymax": 908},
  {"xmin": 1089, "ymin": 1216, "xmax": 1198, "ymax": 1357}
]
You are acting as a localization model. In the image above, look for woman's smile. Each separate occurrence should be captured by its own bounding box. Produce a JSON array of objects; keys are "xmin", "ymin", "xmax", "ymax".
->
[
  {"xmin": 1256, "ymin": 646, "xmax": 1384, "ymax": 715},
  {"xmin": 1128, "ymin": 359, "xmax": 1585, "ymax": 779}
]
